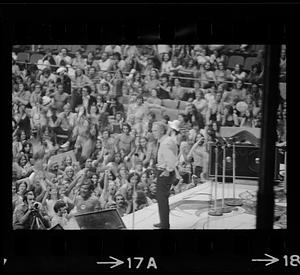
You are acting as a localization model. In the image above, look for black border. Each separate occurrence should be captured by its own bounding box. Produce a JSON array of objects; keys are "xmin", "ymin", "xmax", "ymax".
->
[{"xmin": 2, "ymin": 3, "xmax": 298, "ymax": 272}]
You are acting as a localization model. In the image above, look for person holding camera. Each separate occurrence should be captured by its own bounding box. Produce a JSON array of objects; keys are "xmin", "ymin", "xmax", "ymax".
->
[{"xmin": 13, "ymin": 190, "xmax": 50, "ymax": 230}]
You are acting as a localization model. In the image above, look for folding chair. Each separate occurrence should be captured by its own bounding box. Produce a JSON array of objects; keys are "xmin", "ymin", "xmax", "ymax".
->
[
  {"xmin": 17, "ymin": 52, "xmax": 30, "ymax": 63},
  {"xmin": 161, "ymin": 99, "xmax": 179, "ymax": 109},
  {"xmin": 162, "ymin": 108, "xmax": 179, "ymax": 121},
  {"xmin": 30, "ymin": 53, "xmax": 44, "ymax": 65},
  {"xmin": 227, "ymin": 55, "xmax": 245, "ymax": 70},
  {"xmin": 244, "ymin": 57, "xmax": 258, "ymax": 72}
]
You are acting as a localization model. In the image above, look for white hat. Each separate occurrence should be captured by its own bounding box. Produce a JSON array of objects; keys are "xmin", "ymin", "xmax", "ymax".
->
[
  {"xmin": 56, "ymin": 67, "xmax": 67, "ymax": 74},
  {"xmin": 42, "ymin": 96, "xmax": 52, "ymax": 107},
  {"xmin": 236, "ymin": 101, "xmax": 248, "ymax": 113},
  {"xmin": 168, "ymin": 120, "xmax": 181, "ymax": 132}
]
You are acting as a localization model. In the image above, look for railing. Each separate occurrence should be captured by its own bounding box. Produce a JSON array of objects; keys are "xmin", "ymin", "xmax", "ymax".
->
[{"xmin": 14, "ymin": 60, "xmax": 264, "ymax": 87}]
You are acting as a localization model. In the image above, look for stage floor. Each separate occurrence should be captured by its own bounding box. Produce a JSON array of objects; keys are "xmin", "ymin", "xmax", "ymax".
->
[{"xmin": 122, "ymin": 180, "xmax": 286, "ymax": 230}]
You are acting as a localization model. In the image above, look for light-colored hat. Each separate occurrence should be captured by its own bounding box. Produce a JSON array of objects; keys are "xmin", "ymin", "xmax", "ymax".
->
[
  {"xmin": 236, "ymin": 101, "xmax": 248, "ymax": 113},
  {"xmin": 168, "ymin": 120, "xmax": 181, "ymax": 132},
  {"xmin": 42, "ymin": 96, "xmax": 52, "ymax": 107},
  {"xmin": 56, "ymin": 67, "xmax": 67, "ymax": 74}
]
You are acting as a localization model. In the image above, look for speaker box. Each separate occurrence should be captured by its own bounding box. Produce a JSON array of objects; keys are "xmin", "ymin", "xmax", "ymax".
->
[
  {"xmin": 209, "ymin": 144, "xmax": 282, "ymax": 180},
  {"xmin": 74, "ymin": 209, "xmax": 126, "ymax": 229},
  {"xmin": 208, "ymin": 144, "xmax": 261, "ymax": 180}
]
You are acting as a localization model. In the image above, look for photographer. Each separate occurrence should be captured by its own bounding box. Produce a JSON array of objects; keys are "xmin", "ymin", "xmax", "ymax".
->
[{"xmin": 13, "ymin": 190, "xmax": 50, "ymax": 230}]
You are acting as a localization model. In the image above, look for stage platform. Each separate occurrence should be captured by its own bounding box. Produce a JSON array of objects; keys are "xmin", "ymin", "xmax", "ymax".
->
[{"xmin": 122, "ymin": 180, "xmax": 286, "ymax": 230}]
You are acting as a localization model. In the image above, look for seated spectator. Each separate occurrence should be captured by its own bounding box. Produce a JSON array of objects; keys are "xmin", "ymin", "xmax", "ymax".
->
[
  {"xmin": 160, "ymin": 52, "xmax": 172, "ymax": 75},
  {"xmin": 221, "ymin": 105, "xmax": 239, "ymax": 127},
  {"xmin": 230, "ymin": 80, "xmax": 247, "ymax": 104},
  {"xmin": 55, "ymin": 48, "xmax": 72, "ymax": 66},
  {"xmin": 71, "ymin": 68, "xmax": 93, "ymax": 91},
  {"xmin": 51, "ymin": 83, "xmax": 70, "ymax": 113},
  {"xmin": 157, "ymin": 74, "xmax": 171, "ymax": 99},
  {"xmin": 228, "ymin": 64, "xmax": 247, "ymax": 82},
  {"xmin": 200, "ymin": 62, "xmax": 216, "ymax": 88},
  {"xmin": 245, "ymin": 64, "xmax": 263, "ymax": 84},
  {"xmin": 193, "ymin": 88, "xmax": 208, "ymax": 119},
  {"xmin": 144, "ymin": 69, "xmax": 160, "ymax": 93},
  {"xmin": 13, "ymin": 83, "xmax": 31, "ymax": 107},
  {"xmin": 39, "ymin": 68, "xmax": 57, "ymax": 86},
  {"xmin": 85, "ymin": 51, "xmax": 97, "ymax": 68},
  {"xmin": 169, "ymin": 57, "xmax": 183, "ymax": 77},
  {"xmin": 170, "ymin": 78, "xmax": 185, "ymax": 100},
  {"xmin": 72, "ymin": 50, "xmax": 86, "ymax": 70},
  {"xmin": 97, "ymin": 52, "xmax": 113, "ymax": 72}
]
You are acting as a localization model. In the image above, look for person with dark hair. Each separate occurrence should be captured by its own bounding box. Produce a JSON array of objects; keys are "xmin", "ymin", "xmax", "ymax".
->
[
  {"xmin": 114, "ymin": 193, "xmax": 127, "ymax": 217},
  {"xmin": 115, "ymin": 123, "xmax": 136, "ymax": 163},
  {"xmin": 158, "ymin": 73, "xmax": 171, "ymax": 99},
  {"xmin": 106, "ymin": 96, "xmax": 124, "ymax": 116},
  {"xmin": 55, "ymin": 48, "xmax": 72, "ymax": 66},
  {"xmin": 13, "ymin": 190, "xmax": 50, "ymax": 229},
  {"xmin": 39, "ymin": 68, "xmax": 57, "ymax": 86},
  {"xmin": 246, "ymin": 64, "xmax": 262, "ymax": 83},
  {"xmin": 229, "ymin": 64, "xmax": 247, "ymax": 82},
  {"xmin": 13, "ymin": 83, "xmax": 31, "ymax": 107},
  {"xmin": 51, "ymin": 200, "xmax": 72, "ymax": 228},
  {"xmin": 152, "ymin": 121, "xmax": 178, "ymax": 229},
  {"xmin": 133, "ymin": 190, "xmax": 151, "ymax": 211},
  {"xmin": 71, "ymin": 68, "xmax": 93, "ymax": 91},
  {"xmin": 187, "ymin": 133, "xmax": 209, "ymax": 180},
  {"xmin": 72, "ymin": 50, "xmax": 86, "ymax": 70},
  {"xmin": 74, "ymin": 178, "xmax": 101, "ymax": 214},
  {"xmin": 52, "ymin": 83, "xmax": 70, "ymax": 113}
]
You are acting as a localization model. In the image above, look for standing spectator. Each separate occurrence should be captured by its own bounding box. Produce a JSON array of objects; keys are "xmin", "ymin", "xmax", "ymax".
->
[
  {"xmin": 187, "ymin": 133, "xmax": 209, "ymax": 180},
  {"xmin": 73, "ymin": 179, "xmax": 101, "ymax": 214}
]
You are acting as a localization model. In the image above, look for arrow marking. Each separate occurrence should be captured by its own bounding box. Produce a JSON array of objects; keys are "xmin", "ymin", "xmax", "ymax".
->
[
  {"xmin": 97, "ymin": 256, "xmax": 124, "ymax": 269},
  {"xmin": 252, "ymin": 254, "xmax": 279, "ymax": 266}
]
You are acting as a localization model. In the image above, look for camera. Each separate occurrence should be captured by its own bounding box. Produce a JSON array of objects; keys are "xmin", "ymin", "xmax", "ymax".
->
[{"xmin": 33, "ymin": 202, "xmax": 40, "ymax": 210}]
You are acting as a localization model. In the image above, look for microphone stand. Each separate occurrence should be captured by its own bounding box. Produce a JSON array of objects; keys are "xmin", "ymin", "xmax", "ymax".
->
[
  {"xmin": 225, "ymin": 138, "xmax": 243, "ymax": 207},
  {"xmin": 132, "ymin": 181, "xmax": 136, "ymax": 229},
  {"xmin": 208, "ymin": 143, "xmax": 223, "ymax": 216},
  {"xmin": 221, "ymin": 141, "xmax": 232, "ymax": 213}
]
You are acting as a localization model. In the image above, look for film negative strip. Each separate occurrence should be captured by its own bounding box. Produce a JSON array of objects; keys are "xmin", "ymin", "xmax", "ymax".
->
[{"xmin": 3, "ymin": 2, "xmax": 298, "ymax": 273}]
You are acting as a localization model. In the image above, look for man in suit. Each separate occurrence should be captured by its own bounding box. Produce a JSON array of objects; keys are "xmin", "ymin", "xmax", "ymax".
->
[{"xmin": 152, "ymin": 122, "xmax": 178, "ymax": 229}]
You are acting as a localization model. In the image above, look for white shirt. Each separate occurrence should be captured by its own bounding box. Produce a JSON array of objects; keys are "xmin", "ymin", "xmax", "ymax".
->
[
  {"xmin": 157, "ymin": 135, "xmax": 178, "ymax": 172},
  {"xmin": 98, "ymin": 59, "xmax": 112, "ymax": 71}
]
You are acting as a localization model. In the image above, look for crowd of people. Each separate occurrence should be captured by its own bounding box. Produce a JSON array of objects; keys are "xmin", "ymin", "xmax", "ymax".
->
[{"xmin": 11, "ymin": 44, "xmax": 286, "ymax": 229}]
